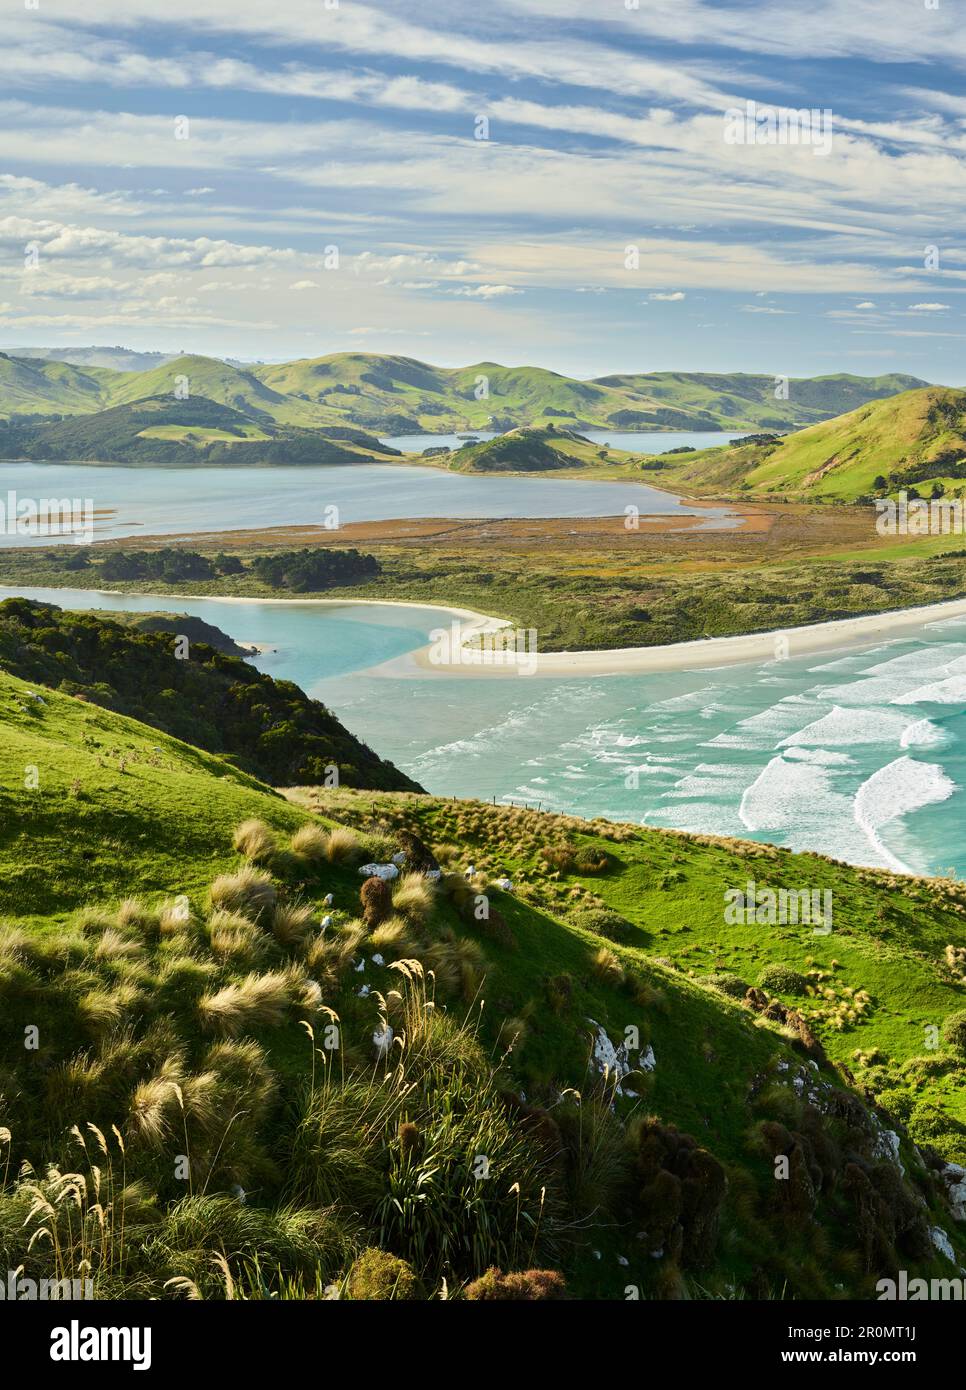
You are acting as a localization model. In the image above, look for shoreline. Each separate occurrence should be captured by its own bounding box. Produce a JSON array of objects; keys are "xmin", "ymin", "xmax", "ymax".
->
[
  {"xmin": 0, "ymin": 583, "xmax": 510, "ymax": 641},
  {"xmin": 398, "ymin": 593, "xmax": 966, "ymax": 678},
  {"xmin": 6, "ymin": 583, "xmax": 966, "ymax": 678}
]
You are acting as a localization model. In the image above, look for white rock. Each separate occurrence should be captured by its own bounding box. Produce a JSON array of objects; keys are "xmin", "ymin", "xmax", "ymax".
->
[
  {"xmin": 940, "ymin": 1162, "xmax": 966, "ymax": 1221},
  {"xmin": 371, "ymin": 953, "xmax": 385, "ymax": 966},
  {"xmin": 230, "ymin": 1184, "xmax": 246, "ymax": 1204},
  {"xmin": 354, "ymin": 958, "xmax": 365, "ymax": 973},
  {"xmin": 323, "ymin": 893, "xmax": 334, "ymax": 906},
  {"xmin": 425, "ymin": 869, "xmax": 442, "ymax": 882},
  {"xmin": 372, "ymin": 1023, "xmax": 394, "ymax": 1058},
  {"xmin": 321, "ymin": 915, "xmax": 332, "ymax": 928},
  {"xmin": 391, "ymin": 852, "xmax": 406, "ymax": 866},
  {"xmin": 931, "ymin": 1226, "xmax": 956, "ymax": 1262},
  {"xmin": 359, "ymin": 863, "xmax": 399, "ymax": 881},
  {"xmin": 357, "ymin": 984, "xmax": 370, "ymax": 997},
  {"xmin": 587, "ymin": 1018, "xmax": 649, "ymax": 1096},
  {"xmin": 495, "ymin": 878, "xmax": 513, "ymax": 892},
  {"xmin": 871, "ymin": 1122, "xmax": 904, "ymax": 1174}
]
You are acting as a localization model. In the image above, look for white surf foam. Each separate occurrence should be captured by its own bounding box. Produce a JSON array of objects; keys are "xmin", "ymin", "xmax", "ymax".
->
[
  {"xmin": 892, "ymin": 675, "xmax": 966, "ymax": 705},
  {"xmin": 853, "ymin": 756, "xmax": 957, "ymax": 874},
  {"xmin": 899, "ymin": 718, "xmax": 949, "ymax": 749},
  {"xmin": 779, "ymin": 704, "xmax": 916, "ymax": 747}
]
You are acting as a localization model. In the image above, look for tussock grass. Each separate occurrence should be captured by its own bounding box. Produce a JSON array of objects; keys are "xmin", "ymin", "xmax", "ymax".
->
[
  {"xmin": 206, "ymin": 910, "xmax": 267, "ymax": 966},
  {"xmin": 232, "ymin": 818, "xmax": 278, "ymax": 864},
  {"xmin": 271, "ymin": 901, "xmax": 315, "ymax": 948},
  {"xmin": 76, "ymin": 987, "xmax": 127, "ymax": 1037},
  {"xmin": 159, "ymin": 898, "xmax": 193, "ymax": 936},
  {"xmin": 323, "ymin": 826, "xmax": 361, "ymax": 864},
  {"xmin": 129, "ymin": 1068, "xmax": 182, "ymax": 1148},
  {"xmin": 116, "ymin": 897, "xmax": 160, "ymax": 933},
  {"xmin": 209, "ymin": 867, "xmax": 277, "ymax": 923},
  {"xmin": 198, "ymin": 970, "xmax": 293, "ymax": 1037},
  {"xmin": 368, "ymin": 916, "xmax": 417, "ymax": 958},
  {"xmin": 92, "ymin": 928, "xmax": 145, "ymax": 961},
  {"xmin": 304, "ymin": 922, "xmax": 366, "ymax": 982},
  {"xmin": 289, "ymin": 823, "xmax": 330, "ymax": 863},
  {"xmin": 423, "ymin": 930, "xmax": 486, "ymax": 1001},
  {"xmin": 392, "ymin": 872, "xmax": 436, "ymax": 922},
  {"xmin": 591, "ymin": 947, "xmax": 625, "ymax": 987}
]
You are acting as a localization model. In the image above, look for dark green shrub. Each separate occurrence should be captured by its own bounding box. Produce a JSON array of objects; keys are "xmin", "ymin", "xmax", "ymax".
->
[
  {"xmin": 706, "ymin": 972, "xmax": 749, "ymax": 999},
  {"xmin": 347, "ymin": 1248, "xmax": 420, "ymax": 1300},
  {"xmin": 573, "ymin": 908, "xmax": 632, "ymax": 942},
  {"xmin": 759, "ymin": 964, "xmax": 807, "ymax": 995}
]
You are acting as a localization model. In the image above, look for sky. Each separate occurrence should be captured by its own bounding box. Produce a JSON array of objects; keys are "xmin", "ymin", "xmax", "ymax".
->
[{"xmin": 0, "ymin": 0, "xmax": 964, "ymax": 380}]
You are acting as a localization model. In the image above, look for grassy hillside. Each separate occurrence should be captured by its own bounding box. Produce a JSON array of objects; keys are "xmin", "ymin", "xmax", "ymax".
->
[
  {"xmin": 647, "ymin": 388, "xmax": 966, "ymax": 502},
  {"xmin": 297, "ymin": 788, "xmax": 966, "ymax": 1155},
  {"xmin": 745, "ymin": 387, "xmax": 966, "ymax": 501},
  {"xmin": 0, "ymin": 598, "xmax": 420, "ymax": 791},
  {"xmin": 0, "ymin": 351, "xmax": 116, "ymax": 416},
  {"xmin": 252, "ymin": 357, "xmax": 930, "ymax": 434},
  {"xmin": 0, "ymin": 664, "xmax": 963, "ymax": 1299},
  {"xmin": 0, "ymin": 348, "xmax": 930, "ymax": 434},
  {"xmin": 251, "ymin": 354, "xmax": 631, "ymax": 433},
  {"xmin": 104, "ymin": 355, "xmax": 300, "ymax": 421}
]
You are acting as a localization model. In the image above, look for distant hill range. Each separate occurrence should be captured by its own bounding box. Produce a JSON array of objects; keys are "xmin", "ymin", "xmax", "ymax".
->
[{"xmin": 0, "ymin": 348, "xmax": 929, "ymax": 436}]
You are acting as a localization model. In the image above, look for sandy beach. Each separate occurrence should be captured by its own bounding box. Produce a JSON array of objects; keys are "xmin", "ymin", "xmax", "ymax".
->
[{"xmin": 395, "ymin": 593, "xmax": 966, "ymax": 678}]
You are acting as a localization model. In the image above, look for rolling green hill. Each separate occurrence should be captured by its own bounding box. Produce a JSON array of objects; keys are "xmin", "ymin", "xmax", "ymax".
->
[
  {"xmin": 645, "ymin": 387, "xmax": 966, "ymax": 502},
  {"xmin": 0, "ymin": 629, "xmax": 964, "ymax": 1298},
  {"xmin": 744, "ymin": 387, "xmax": 966, "ymax": 501},
  {"xmin": 0, "ymin": 350, "xmax": 117, "ymax": 415},
  {"xmin": 0, "ymin": 348, "xmax": 931, "ymax": 435},
  {"xmin": 0, "ymin": 394, "xmax": 402, "ymax": 466},
  {"xmin": 447, "ymin": 425, "xmax": 608, "ymax": 472},
  {"xmin": 104, "ymin": 354, "xmax": 300, "ymax": 421}
]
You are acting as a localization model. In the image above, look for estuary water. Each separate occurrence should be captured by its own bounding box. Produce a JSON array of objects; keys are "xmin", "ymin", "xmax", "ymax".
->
[
  {"xmin": 379, "ymin": 430, "xmax": 738, "ymax": 453},
  {"xmin": 4, "ymin": 585, "xmax": 966, "ymax": 879},
  {"xmin": 0, "ymin": 449, "xmax": 735, "ymax": 547}
]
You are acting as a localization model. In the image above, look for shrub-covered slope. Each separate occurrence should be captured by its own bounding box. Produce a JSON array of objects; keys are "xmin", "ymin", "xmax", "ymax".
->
[{"xmin": 0, "ymin": 598, "xmax": 420, "ymax": 792}]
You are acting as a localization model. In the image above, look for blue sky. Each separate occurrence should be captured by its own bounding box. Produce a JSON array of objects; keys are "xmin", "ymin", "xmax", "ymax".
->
[{"xmin": 0, "ymin": 0, "xmax": 964, "ymax": 379}]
